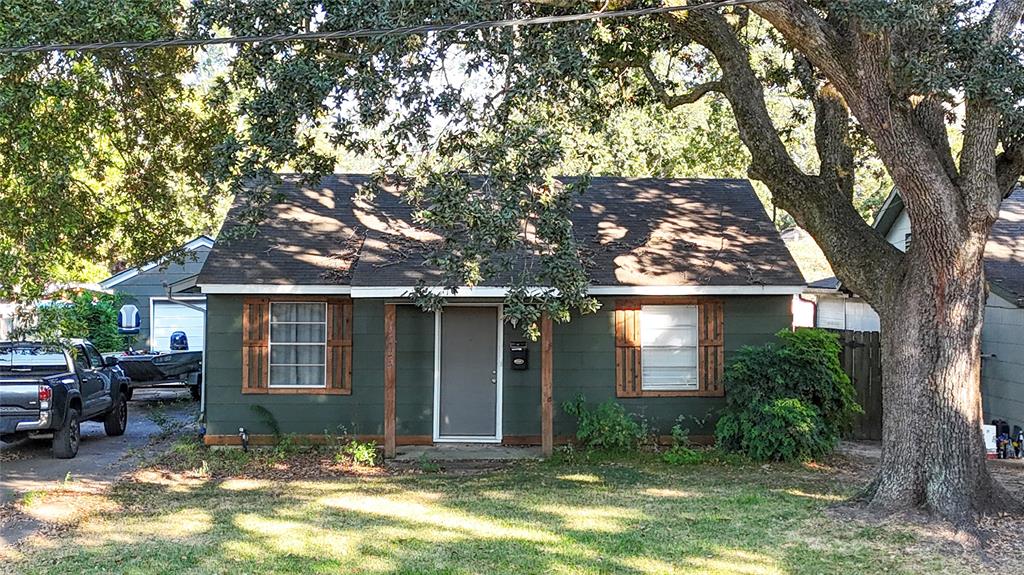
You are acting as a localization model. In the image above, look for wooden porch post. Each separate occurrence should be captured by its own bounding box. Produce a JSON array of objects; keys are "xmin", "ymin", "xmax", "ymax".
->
[
  {"xmin": 541, "ymin": 313, "xmax": 553, "ymax": 457},
  {"xmin": 384, "ymin": 304, "xmax": 397, "ymax": 458}
]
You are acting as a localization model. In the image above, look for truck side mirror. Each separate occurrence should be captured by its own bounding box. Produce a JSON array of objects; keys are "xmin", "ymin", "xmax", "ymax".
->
[{"xmin": 104, "ymin": 356, "xmax": 120, "ymax": 367}]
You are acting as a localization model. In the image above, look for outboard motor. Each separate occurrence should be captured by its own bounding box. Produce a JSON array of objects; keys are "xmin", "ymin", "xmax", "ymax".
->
[{"xmin": 169, "ymin": 331, "xmax": 189, "ymax": 351}]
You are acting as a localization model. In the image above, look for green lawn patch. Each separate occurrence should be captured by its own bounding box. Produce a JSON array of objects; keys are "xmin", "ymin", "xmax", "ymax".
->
[{"xmin": 5, "ymin": 450, "xmax": 1002, "ymax": 575}]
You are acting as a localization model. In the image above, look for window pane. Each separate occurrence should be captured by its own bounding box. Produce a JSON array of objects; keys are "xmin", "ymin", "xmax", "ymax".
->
[
  {"xmin": 269, "ymin": 365, "xmax": 325, "ymax": 387},
  {"xmin": 270, "ymin": 344, "xmax": 326, "ymax": 365},
  {"xmin": 641, "ymin": 347, "xmax": 697, "ymax": 368},
  {"xmin": 640, "ymin": 305, "xmax": 697, "ymax": 346},
  {"xmin": 271, "ymin": 303, "xmax": 326, "ymax": 323},
  {"xmin": 640, "ymin": 304, "xmax": 699, "ymax": 392},
  {"xmin": 271, "ymin": 323, "xmax": 326, "ymax": 343},
  {"xmin": 642, "ymin": 367, "xmax": 699, "ymax": 390}
]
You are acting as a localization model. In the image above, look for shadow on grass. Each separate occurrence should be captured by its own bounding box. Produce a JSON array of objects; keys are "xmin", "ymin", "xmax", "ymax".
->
[{"xmin": 9, "ymin": 457, "xmax": 958, "ymax": 575}]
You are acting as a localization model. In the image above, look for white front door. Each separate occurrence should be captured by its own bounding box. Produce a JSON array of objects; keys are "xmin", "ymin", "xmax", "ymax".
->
[{"xmin": 151, "ymin": 299, "xmax": 206, "ymax": 352}]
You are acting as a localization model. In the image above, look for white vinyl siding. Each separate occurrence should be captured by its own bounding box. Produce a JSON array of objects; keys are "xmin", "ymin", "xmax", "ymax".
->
[
  {"xmin": 640, "ymin": 305, "xmax": 699, "ymax": 391},
  {"xmin": 268, "ymin": 302, "xmax": 327, "ymax": 388}
]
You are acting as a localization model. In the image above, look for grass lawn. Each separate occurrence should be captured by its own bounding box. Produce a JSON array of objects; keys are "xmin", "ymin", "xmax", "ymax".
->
[{"xmin": 3, "ymin": 443, "xmax": 1018, "ymax": 575}]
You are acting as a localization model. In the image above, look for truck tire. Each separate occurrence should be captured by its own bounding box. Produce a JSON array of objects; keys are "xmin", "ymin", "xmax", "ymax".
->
[
  {"xmin": 53, "ymin": 408, "xmax": 81, "ymax": 459},
  {"xmin": 124, "ymin": 386, "xmax": 134, "ymax": 401},
  {"xmin": 103, "ymin": 393, "xmax": 128, "ymax": 436}
]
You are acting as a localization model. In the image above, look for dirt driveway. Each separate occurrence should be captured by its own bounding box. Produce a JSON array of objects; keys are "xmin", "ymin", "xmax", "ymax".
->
[{"xmin": 0, "ymin": 389, "xmax": 196, "ymax": 548}]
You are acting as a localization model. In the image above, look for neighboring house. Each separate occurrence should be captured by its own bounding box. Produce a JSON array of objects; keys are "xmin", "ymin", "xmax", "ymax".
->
[
  {"xmin": 196, "ymin": 175, "xmax": 805, "ymax": 455},
  {"xmin": 100, "ymin": 236, "xmax": 214, "ymax": 352},
  {"xmin": 809, "ymin": 188, "xmax": 1024, "ymax": 425}
]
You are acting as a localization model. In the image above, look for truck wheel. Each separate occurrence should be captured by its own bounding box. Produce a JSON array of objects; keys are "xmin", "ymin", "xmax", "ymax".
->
[
  {"xmin": 104, "ymin": 394, "xmax": 128, "ymax": 436},
  {"xmin": 189, "ymin": 384, "xmax": 201, "ymax": 401},
  {"xmin": 53, "ymin": 408, "xmax": 81, "ymax": 459}
]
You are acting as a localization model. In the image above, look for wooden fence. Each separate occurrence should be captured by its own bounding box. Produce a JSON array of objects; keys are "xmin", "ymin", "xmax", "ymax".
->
[{"xmin": 830, "ymin": 330, "xmax": 883, "ymax": 441}]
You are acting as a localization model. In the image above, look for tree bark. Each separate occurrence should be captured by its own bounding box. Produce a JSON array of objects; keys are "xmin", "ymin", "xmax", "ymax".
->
[{"xmin": 869, "ymin": 230, "xmax": 1022, "ymax": 527}]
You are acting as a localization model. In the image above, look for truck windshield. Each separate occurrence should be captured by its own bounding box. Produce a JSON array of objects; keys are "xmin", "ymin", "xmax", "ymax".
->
[{"xmin": 0, "ymin": 344, "xmax": 69, "ymax": 370}]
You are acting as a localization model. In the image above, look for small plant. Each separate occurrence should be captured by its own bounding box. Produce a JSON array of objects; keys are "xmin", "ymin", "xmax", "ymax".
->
[
  {"xmin": 662, "ymin": 415, "xmax": 702, "ymax": 465},
  {"xmin": 271, "ymin": 434, "xmax": 304, "ymax": 461},
  {"xmin": 562, "ymin": 395, "xmax": 648, "ymax": 452},
  {"xmin": 419, "ymin": 454, "xmax": 441, "ymax": 473},
  {"xmin": 337, "ymin": 439, "xmax": 379, "ymax": 467}
]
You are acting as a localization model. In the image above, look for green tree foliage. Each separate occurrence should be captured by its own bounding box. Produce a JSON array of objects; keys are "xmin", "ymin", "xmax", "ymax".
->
[
  {"xmin": 0, "ymin": 1, "xmax": 231, "ymax": 300},
  {"xmin": 715, "ymin": 329, "xmax": 861, "ymax": 461},
  {"xmin": 26, "ymin": 291, "xmax": 123, "ymax": 352}
]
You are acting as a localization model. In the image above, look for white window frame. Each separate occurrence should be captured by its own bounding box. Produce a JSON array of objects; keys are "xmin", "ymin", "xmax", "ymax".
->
[
  {"xmin": 267, "ymin": 301, "xmax": 328, "ymax": 389},
  {"xmin": 639, "ymin": 304, "xmax": 700, "ymax": 392}
]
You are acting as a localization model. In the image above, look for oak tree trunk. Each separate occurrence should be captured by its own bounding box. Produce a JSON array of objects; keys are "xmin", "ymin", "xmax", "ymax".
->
[{"xmin": 866, "ymin": 227, "xmax": 1022, "ymax": 527}]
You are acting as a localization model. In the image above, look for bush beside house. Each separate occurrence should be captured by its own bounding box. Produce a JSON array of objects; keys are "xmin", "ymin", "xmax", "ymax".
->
[{"xmin": 715, "ymin": 329, "xmax": 861, "ymax": 461}]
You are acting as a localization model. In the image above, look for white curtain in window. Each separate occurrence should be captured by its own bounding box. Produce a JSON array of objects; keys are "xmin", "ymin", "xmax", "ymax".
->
[{"xmin": 269, "ymin": 303, "xmax": 326, "ymax": 387}]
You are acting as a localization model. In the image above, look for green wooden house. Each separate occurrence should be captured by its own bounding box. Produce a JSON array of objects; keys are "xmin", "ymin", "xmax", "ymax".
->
[{"xmin": 196, "ymin": 175, "xmax": 804, "ymax": 456}]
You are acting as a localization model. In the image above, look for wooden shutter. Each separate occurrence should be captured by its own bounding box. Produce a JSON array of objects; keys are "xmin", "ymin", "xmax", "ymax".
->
[
  {"xmin": 241, "ymin": 298, "xmax": 269, "ymax": 394},
  {"xmin": 698, "ymin": 300, "xmax": 725, "ymax": 396},
  {"xmin": 615, "ymin": 300, "xmax": 642, "ymax": 398},
  {"xmin": 326, "ymin": 298, "xmax": 353, "ymax": 394}
]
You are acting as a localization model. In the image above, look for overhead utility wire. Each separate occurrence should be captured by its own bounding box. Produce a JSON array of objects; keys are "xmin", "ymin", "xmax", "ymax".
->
[{"xmin": 0, "ymin": 0, "xmax": 771, "ymax": 55}]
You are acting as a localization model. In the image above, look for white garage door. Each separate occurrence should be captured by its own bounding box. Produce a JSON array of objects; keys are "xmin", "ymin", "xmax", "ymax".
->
[{"xmin": 151, "ymin": 300, "xmax": 206, "ymax": 352}]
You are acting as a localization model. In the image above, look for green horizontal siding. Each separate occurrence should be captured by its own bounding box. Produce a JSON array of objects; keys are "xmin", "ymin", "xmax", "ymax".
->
[{"xmin": 204, "ymin": 295, "xmax": 792, "ymax": 439}]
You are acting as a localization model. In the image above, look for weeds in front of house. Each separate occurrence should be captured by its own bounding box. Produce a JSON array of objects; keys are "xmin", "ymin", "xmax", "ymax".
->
[
  {"xmin": 418, "ymin": 454, "xmax": 441, "ymax": 473},
  {"xmin": 335, "ymin": 438, "xmax": 379, "ymax": 467},
  {"xmin": 562, "ymin": 394, "xmax": 649, "ymax": 452}
]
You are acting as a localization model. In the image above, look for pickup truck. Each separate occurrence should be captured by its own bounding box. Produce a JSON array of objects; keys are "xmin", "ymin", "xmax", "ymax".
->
[{"xmin": 0, "ymin": 340, "xmax": 130, "ymax": 458}]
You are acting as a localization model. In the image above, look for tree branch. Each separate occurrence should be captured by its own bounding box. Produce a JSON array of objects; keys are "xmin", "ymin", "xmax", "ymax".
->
[
  {"xmin": 664, "ymin": 9, "xmax": 902, "ymax": 307},
  {"xmin": 640, "ymin": 65, "xmax": 722, "ymax": 108},
  {"xmin": 793, "ymin": 54, "xmax": 855, "ymax": 198},
  {"xmin": 958, "ymin": 0, "xmax": 1024, "ymax": 222},
  {"xmin": 749, "ymin": 1, "xmax": 855, "ymax": 98},
  {"xmin": 996, "ymin": 144, "xmax": 1024, "ymax": 195}
]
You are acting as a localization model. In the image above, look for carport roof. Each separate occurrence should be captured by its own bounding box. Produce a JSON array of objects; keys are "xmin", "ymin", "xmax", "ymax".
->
[{"xmin": 196, "ymin": 174, "xmax": 805, "ymax": 290}]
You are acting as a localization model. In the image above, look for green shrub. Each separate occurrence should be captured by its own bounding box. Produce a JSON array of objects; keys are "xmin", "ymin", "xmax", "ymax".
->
[
  {"xmin": 717, "ymin": 398, "xmax": 835, "ymax": 462},
  {"xmin": 562, "ymin": 395, "xmax": 648, "ymax": 452},
  {"xmin": 28, "ymin": 291, "xmax": 123, "ymax": 351},
  {"xmin": 715, "ymin": 329, "xmax": 861, "ymax": 462}
]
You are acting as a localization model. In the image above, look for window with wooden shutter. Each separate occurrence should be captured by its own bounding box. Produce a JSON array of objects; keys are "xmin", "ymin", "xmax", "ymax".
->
[
  {"xmin": 615, "ymin": 298, "xmax": 725, "ymax": 398},
  {"xmin": 241, "ymin": 296, "xmax": 352, "ymax": 395}
]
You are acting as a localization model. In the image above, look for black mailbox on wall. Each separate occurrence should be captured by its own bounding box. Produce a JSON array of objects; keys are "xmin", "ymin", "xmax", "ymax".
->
[{"xmin": 510, "ymin": 342, "xmax": 529, "ymax": 370}]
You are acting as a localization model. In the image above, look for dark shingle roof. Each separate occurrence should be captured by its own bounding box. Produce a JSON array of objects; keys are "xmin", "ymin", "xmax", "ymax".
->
[
  {"xmin": 198, "ymin": 175, "xmax": 805, "ymax": 288},
  {"xmin": 806, "ymin": 276, "xmax": 841, "ymax": 291},
  {"xmin": 986, "ymin": 188, "xmax": 1024, "ymax": 304}
]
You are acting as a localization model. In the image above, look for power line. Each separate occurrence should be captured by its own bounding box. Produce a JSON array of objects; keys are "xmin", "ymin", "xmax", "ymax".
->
[{"xmin": 0, "ymin": 0, "xmax": 770, "ymax": 55}]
